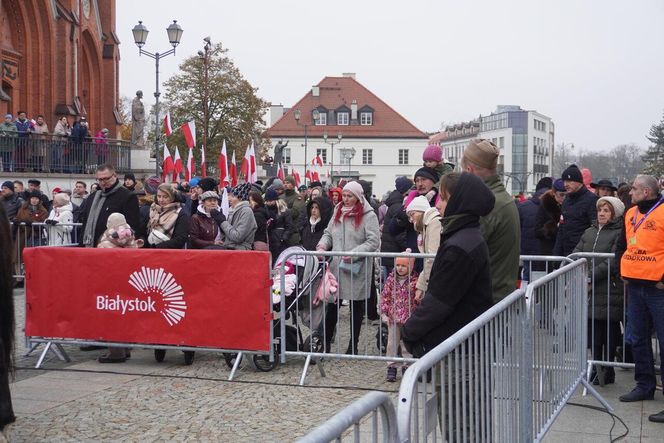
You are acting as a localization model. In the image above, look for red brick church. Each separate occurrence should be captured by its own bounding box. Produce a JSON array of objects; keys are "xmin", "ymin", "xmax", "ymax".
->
[{"xmin": 0, "ymin": 0, "xmax": 120, "ymax": 135}]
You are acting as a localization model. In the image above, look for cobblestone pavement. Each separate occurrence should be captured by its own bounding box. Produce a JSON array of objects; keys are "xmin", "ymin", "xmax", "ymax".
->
[{"xmin": 7, "ymin": 289, "xmax": 401, "ymax": 442}]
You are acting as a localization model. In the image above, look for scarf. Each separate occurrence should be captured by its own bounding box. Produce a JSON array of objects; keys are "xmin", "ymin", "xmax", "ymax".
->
[
  {"xmin": 82, "ymin": 180, "xmax": 123, "ymax": 247},
  {"xmin": 309, "ymin": 216, "xmax": 320, "ymax": 232},
  {"xmin": 148, "ymin": 202, "xmax": 180, "ymax": 236}
]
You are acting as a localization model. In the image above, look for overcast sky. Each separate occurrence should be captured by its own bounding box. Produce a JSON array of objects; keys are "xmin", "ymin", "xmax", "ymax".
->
[{"xmin": 116, "ymin": 0, "xmax": 664, "ymax": 152}]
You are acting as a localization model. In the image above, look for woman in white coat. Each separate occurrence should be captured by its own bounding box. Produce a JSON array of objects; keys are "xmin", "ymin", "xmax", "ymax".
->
[{"xmin": 45, "ymin": 193, "xmax": 74, "ymax": 246}]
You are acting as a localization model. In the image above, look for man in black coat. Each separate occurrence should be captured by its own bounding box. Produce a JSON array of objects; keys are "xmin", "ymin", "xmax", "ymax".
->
[
  {"xmin": 80, "ymin": 164, "xmax": 141, "ymax": 247},
  {"xmin": 553, "ymin": 164, "xmax": 598, "ymax": 257},
  {"xmin": 518, "ymin": 177, "xmax": 552, "ymax": 279},
  {"xmin": 380, "ymin": 176, "xmax": 412, "ymax": 271},
  {"xmin": 402, "ymin": 172, "xmax": 495, "ymax": 356}
]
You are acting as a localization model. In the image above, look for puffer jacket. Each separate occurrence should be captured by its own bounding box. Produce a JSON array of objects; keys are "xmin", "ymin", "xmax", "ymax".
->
[
  {"xmin": 416, "ymin": 207, "xmax": 442, "ymax": 293},
  {"xmin": 518, "ymin": 189, "xmax": 546, "ymax": 255},
  {"xmin": 219, "ymin": 200, "xmax": 257, "ymax": 250},
  {"xmin": 46, "ymin": 203, "xmax": 74, "ymax": 246},
  {"xmin": 553, "ymin": 185, "xmax": 598, "ymax": 257},
  {"xmin": 573, "ymin": 216, "xmax": 624, "ymax": 321}
]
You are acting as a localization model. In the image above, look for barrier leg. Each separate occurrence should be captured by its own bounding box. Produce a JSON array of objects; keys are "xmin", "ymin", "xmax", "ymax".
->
[
  {"xmin": 579, "ymin": 377, "xmax": 613, "ymax": 412},
  {"xmin": 52, "ymin": 344, "xmax": 71, "ymax": 362},
  {"xmin": 316, "ymin": 358, "xmax": 326, "ymax": 378},
  {"xmin": 24, "ymin": 341, "xmax": 41, "ymax": 357},
  {"xmin": 299, "ymin": 355, "xmax": 313, "ymax": 386},
  {"xmin": 228, "ymin": 352, "xmax": 244, "ymax": 381},
  {"xmin": 583, "ymin": 361, "xmax": 595, "ymax": 396},
  {"xmin": 35, "ymin": 342, "xmax": 52, "ymax": 369}
]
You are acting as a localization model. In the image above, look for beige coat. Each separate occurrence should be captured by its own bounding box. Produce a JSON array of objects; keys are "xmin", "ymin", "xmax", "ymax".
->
[{"xmin": 416, "ymin": 207, "xmax": 442, "ymax": 292}]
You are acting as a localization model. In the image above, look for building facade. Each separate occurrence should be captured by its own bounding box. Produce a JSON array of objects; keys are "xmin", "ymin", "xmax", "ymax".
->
[
  {"xmin": 267, "ymin": 74, "xmax": 429, "ymax": 196},
  {"xmin": 435, "ymin": 105, "xmax": 554, "ymax": 195},
  {"xmin": 0, "ymin": 0, "xmax": 121, "ymax": 136}
]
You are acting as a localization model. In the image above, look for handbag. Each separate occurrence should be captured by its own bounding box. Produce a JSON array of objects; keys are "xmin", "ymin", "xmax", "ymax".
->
[
  {"xmin": 147, "ymin": 229, "xmax": 170, "ymax": 245},
  {"xmin": 338, "ymin": 260, "xmax": 362, "ymax": 275}
]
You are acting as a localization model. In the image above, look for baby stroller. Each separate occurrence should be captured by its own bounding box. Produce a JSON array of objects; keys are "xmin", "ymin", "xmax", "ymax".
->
[{"xmin": 253, "ymin": 246, "xmax": 331, "ymax": 371}]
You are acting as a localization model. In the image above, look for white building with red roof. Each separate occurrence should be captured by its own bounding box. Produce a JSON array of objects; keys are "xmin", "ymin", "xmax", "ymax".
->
[{"xmin": 266, "ymin": 73, "xmax": 429, "ymax": 196}]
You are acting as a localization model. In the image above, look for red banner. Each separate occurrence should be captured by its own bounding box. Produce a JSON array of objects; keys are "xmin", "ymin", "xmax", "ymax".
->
[{"xmin": 24, "ymin": 248, "xmax": 272, "ymax": 352}]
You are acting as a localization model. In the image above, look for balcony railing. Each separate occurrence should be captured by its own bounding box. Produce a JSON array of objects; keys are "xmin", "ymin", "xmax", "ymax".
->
[{"xmin": 0, "ymin": 134, "xmax": 132, "ymax": 174}]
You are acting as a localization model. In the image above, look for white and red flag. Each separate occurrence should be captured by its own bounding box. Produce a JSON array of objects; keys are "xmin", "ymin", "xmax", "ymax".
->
[
  {"xmin": 220, "ymin": 188, "xmax": 230, "ymax": 217},
  {"xmin": 200, "ymin": 146, "xmax": 207, "ymax": 178},
  {"xmin": 185, "ymin": 147, "xmax": 194, "ymax": 181},
  {"xmin": 229, "ymin": 150, "xmax": 238, "ymax": 187},
  {"xmin": 310, "ymin": 155, "xmax": 323, "ymax": 182},
  {"xmin": 218, "ymin": 140, "xmax": 229, "ymax": 187},
  {"xmin": 163, "ymin": 112, "xmax": 173, "ymax": 137},
  {"xmin": 240, "ymin": 142, "xmax": 257, "ymax": 183},
  {"xmin": 277, "ymin": 162, "xmax": 285, "ymax": 181},
  {"xmin": 161, "ymin": 145, "xmax": 174, "ymax": 183},
  {"xmin": 172, "ymin": 147, "xmax": 183, "ymax": 182},
  {"xmin": 292, "ymin": 169, "xmax": 301, "ymax": 187},
  {"xmin": 181, "ymin": 120, "xmax": 196, "ymax": 148}
]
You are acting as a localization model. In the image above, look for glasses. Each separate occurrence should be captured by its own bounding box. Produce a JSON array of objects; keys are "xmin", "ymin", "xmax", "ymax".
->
[{"xmin": 96, "ymin": 175, "xmax": 115, "ymax": 182}]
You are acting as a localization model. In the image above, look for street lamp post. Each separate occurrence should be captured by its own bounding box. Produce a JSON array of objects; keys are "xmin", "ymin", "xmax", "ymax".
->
[
  {"xmin": 323, "ymin": 131, "xmax": 342, "ymax": 185},
  {"xmin": 341, "ymin": 147, "xmax": 356, "ymax": 179},
  {"xmin": 197, "ymin": 37, "xmax": 212, "ymax": 176},
  {"xmin": 132, "ymin": 20, "xmax": 184, "ymax": 177},
  {"xmin": 293, "ymin": 109, "xmax": 319, "ymax": 184}
]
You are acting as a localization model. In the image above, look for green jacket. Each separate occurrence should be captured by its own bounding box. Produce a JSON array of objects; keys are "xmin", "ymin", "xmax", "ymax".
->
[
  {"xmin": 0, "ymin": 122, "xmax": 17, "ymax": 153},
  {"xmin": 480, "ymin": 175, "xmax": 521, "ymax": 301}
]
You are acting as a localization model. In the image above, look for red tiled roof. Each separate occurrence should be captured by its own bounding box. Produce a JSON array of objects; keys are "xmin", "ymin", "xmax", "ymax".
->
[{"xmin": 267, "ymin": 76, "xmax": 428, "ymax": 139}]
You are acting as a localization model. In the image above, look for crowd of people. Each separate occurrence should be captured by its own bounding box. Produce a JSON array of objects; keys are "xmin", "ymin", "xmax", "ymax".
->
[
  {"xmin": 0, "ymin": 112, "xmax": 111, "ymax": 173},
  {"xmin": 1, "ymin": 138, "xmax": 663, "ymax": 421}
]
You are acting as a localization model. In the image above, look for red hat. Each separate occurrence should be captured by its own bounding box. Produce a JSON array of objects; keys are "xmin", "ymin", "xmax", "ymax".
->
[
  {"xmin": 422, "ymin": 144, "xmax": 443, "ymax": 162},
  {"xmin": 52, "ymin": 187, "xmax": 62, "ymax": 194}
]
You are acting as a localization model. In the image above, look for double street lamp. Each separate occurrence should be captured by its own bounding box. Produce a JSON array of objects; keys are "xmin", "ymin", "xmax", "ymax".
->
[
  {"xmin": 293, "ymin": 109, "xmax": 319, "ymax": 183},
  {"xmin": 323, "ymin": 132, "xmax": 342, "ymax": 185},
  {"xmin": 132, "ymin": 20, "xmax": 184, "ymax": 177}
]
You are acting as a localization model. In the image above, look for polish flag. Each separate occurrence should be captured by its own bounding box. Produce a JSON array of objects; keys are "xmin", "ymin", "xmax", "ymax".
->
[
  {"xmin": 181, "ymin": 120, "xmax": 196, "ymax": 148},
  {"xmin": 163, "ymin": 112, "xmax": 173, "ymax": 137},
  {"xmin": 240, "ymin": 142, "xmax": 257, "ymax": 183},
  {"xmin": 310, "ymin": 155, "xmax": 323, "ymax": 182},
  {"xmin": 277, "ymin": 162, "xmax": 285, "ymax": 181},
  {"xmin": 161, "ymin": 145, "xmax": 174, "ymax": 183},
  {"xmin": 229, "ymin": 151, "xmax": 238, "ymax": 187},
  {"xmin": 200, "ymin": 146, "xmax": 207, "ymax": 178},
  {"xmin": 218, "ymin": 140, "xmax": 229, "ymax": 187},
  {"xmin": 185, "ymin": 147, "xmax": 194, "ymax": 181},
  {"xmin": 292, "ymin": 170, "xmax": 301, "ymax": 187},
  {"xmin": 172, "ymin": 147, "xmax": 183, "ymax": 182},
  {"xmin": 220, "ymin": 187, "xmax": 230, "ymax": 217}
]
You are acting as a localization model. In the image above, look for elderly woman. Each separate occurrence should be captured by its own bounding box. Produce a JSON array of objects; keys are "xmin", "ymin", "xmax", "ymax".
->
[
  {"xmin": 45, "ymin": 193, "xmax": 74, "ymax": 246},
  {"xmin": 316, "ymin": 181, "xmax": 380, "ymax": 355},
  {"xmin": 189, "ymin": 191, "xmax": 221, "ymax": 249},
  {"xmin": 209, "ymin": 183, "xmax": 257, "ymax": 250},
  {"xmin": 573, "ymin": 196, "xmax": 625, "ymax": 386},
  {"xmin": 145, "ymin": 184, "xmax": 190, "ymax": 250},
  {"xmin": 403, "ymin": 172, "xmax": 495, "ymax": 357}
]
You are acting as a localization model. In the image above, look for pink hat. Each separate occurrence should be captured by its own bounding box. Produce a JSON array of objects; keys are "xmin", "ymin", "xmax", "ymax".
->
[
  {"xmin": 342, "ymin": 181, "xmax": 365, "ymax": 203},
  {"xmin": 422, "ymin": 144, "xmax": 443, "ymax": 162}
]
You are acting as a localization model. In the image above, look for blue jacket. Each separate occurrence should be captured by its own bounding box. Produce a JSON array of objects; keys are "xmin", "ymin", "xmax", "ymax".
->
[
  {"xmin": 517, "ymin": 189, "xmax": 546, "ymax": 256},
  {"xmin": 553, "ymin": 186, "xmax": 598, "ymax": 257}
]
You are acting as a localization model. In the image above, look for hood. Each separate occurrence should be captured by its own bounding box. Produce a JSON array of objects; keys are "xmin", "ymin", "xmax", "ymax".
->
[
  {"xmin": 444, "ymin": 173, "xmax": 495, "ymax": 218},
  {"xmin": 56, "ymin": 203, "xmax": 73, "ymax": 213},
  {"xmin": 540, "ymin": 190, "xmax": 561, "ymax": 213},
  {"xmin": 384, "ymin": 189, "xmax": 405, "ymax": 207},
  {"xmin": 197, "ymin": 204, "xmax": 212, "ymax": 217},
  {"xmin": 307, "ymin": 196, "xmax": 334, "ymax": 226},
  {"xmin": 230, "ymin": 200, "xmax": 251, "ymax": 214}
]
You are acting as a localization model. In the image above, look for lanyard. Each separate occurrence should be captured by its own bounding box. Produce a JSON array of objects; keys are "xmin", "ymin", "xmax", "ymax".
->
[{"xmin": 631, "ymin": 196, "xmax": 664, "ymax": 233}]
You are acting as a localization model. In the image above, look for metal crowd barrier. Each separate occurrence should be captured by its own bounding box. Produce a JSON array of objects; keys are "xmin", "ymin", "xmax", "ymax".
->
[
  {"xmin": 298, "ymin": 392, "xmax": 397, "ymax": 443},
  {"xmin": 391, "ymin": 259, "xmax": 610, "ymax": 442},
  {"xmin": 0, "ymin": 134, "xmax": 131, "ymax": 174},
  {"xmin": 276, "ymin": 249, "xmax": 431, "ymax": 385},
  {"xmin": 520, "ymin": 255, "xmax": 574, "ymax": 284},
  {"xmin": 11, "ymin": 221, "xmax": 82, "ymax": 279}
]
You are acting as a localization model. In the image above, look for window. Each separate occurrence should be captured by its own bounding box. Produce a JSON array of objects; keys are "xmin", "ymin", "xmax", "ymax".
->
[
  {"xmin": 316, "ymin": 148, "xmax": 327, "ymax": 164},
  {"xmin": 337, "ymin": 112, "xmax": 349, "ymax": 126},
  {"xmin": 499, "ymin": 137, "xmax": 504, "ymax": 149},
  {"xmin": 362, "ymin": 149, "xmax": 373, "ymax": 165},
  {"xmin": 360, "ymin": 112, "xmax": 373, "ymax": 125},
  {"xmin": 398, "ymin": 149, "xmax": 409, "ymax": 165},
  {"xmin": 283, "ymin": 147, "xmax": 291, "ymax": 164},
  {"xmin": 315, "ymin": 112, "xmax": 327, "ymax": 126}
]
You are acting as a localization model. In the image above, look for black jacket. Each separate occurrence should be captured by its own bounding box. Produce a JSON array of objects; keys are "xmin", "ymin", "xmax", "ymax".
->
[
  {"xmin": 518, "ymin": 189, "xmax": 545, "ymax": 255},
  {"xmin": 380, "ymin": 190, "xmax": 407, "ymax": 267},
  {"xmin": 80, "ymin": 180, "xmax": 141, "ymax": 246},
  {"xmin": 145, "ymin": 209, "xmax": 190, "ymax": 249},
  {"xmin": 267, "ymin": 205, "xmax": 295, "ymax": 260},
  {"xmin": 1, "ymin": 193, "xmax": 22, "ymax": 221},
  {"xmin": 300, "ymin": 197, "xmax": 333, "ymax": 251},
  {"xmin": 535, "ymin": 191, "xmax": 562, "ymax": 256},
  {"xmin": 252, "ymin": 205, "xmax": 269, "ymax": 244},
  {"xmin": 402, "ymin": 173, "xmax": 494, "ymax": 356},
  {"xmin": 553, "ymin": 185, "xmax": 597, "ymax": 257}
]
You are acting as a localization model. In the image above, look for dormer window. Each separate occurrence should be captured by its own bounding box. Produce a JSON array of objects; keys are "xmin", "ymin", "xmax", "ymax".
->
[
  {"xmin": 360, "ymin": 112, "xmax": 372, "ymax": 125},
  {"xmin": 315, "ymin": 113, "xmax": 327, "ymax": 125},
  {"xmin": 337, "ymin": 112, "xmax": 349, "ymax": 125}
]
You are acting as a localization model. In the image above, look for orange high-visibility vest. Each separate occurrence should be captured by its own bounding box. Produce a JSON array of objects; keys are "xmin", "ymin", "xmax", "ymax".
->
[{"xmin": 621, "ymin": 202, "xmax": 664, "ymax": 282}]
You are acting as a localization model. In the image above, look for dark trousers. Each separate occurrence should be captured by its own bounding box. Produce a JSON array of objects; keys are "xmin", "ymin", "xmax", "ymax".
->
[
  {"xmin": 588, "ymin": 319, "xmax": 620, "ymax": 363},
  {"xmin": 625, "ymin": 282, "xmax": 664, "ymax": 394},
  {"xmin": 320, "ymin": 300, "xmax": 365, "ymax": 353}
]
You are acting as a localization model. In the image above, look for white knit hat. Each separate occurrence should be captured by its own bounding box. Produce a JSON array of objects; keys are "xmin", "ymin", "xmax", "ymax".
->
[
  {"xmin": 406, "ymin": 195, "xmax": 430, "ymax": 214},
  {"xmin": 597, "ymin": 196, "xmax": 625, "ymax": 218}
]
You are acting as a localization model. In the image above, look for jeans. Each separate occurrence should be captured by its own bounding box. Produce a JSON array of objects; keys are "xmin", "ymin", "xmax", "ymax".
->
[{"xmin": 625, "ymin": 282, "xmax": 664, "ymax": 394}]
